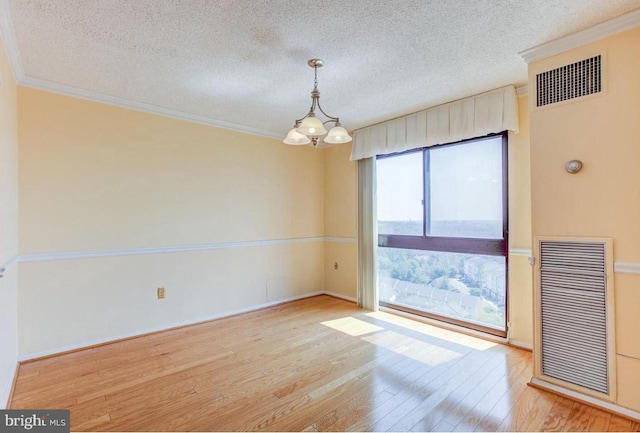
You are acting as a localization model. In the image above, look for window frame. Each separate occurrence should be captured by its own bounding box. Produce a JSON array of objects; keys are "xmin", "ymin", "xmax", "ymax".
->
[{"xmin": 377, "ymin": 132, "xmax": 509, "ymax": 337}]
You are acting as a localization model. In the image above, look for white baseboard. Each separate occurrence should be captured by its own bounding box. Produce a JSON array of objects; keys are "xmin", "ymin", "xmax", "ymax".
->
[
  {"xmin": 508, "ymin": 339, "xmax": 533, "ymax": 350},
  {"xmin": 0, "ymin": 359, "xmax": 18, "ymax": 409},
  {"xmin": 323, "ymin": 291, "xmax": 358, "ymax": 303},
  {"xmin": 530, "ymin": 377, "xmax": 640, "ymax": 421},
  {"xmin": 18, "ymin": 290, "xmax": 331, "ymax": 361}
]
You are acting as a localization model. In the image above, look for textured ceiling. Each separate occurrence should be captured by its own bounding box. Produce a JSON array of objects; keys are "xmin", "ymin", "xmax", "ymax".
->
[{"xmin": 5, "ymin": 0, "xmax": 640, "ymax": 138}]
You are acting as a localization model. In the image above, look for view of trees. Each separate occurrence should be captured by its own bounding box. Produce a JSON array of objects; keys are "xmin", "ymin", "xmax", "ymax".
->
[{"xmin": 378, "ymin": 247, "xmax": 506, "ymax": 328}]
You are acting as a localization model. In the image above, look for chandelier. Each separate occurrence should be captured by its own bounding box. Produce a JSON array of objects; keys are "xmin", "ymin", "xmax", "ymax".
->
[{"xmin": 283, "ymin": 59, "xmax": 352, "ymax": 147}]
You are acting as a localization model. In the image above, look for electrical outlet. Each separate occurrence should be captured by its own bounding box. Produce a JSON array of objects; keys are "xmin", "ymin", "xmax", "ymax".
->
[{"xmin": 157, "ymin": 287, "xmax": 165, "ymax": 299}]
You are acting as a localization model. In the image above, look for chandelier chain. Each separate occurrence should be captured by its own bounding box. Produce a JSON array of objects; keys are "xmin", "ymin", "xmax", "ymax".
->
[{"xmin": 314, "ymin": 66, "xmax": 318, "ymax": 89}]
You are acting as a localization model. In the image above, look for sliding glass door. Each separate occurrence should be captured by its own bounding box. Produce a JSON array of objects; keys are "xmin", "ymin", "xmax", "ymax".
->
[{"xmin": 377, "ymin": 133, "xmax": 508, "ymax": 337}]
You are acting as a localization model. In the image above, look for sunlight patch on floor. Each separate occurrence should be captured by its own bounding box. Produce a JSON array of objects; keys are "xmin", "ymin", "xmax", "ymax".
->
[
  {"xmin": 364, "ymin": 311, "xmax": 497, "ymax": 351},
  {"xmin": 361, "ymin": 330, "xmax": 462, "ymax": 367},
  {"xmin": 320, "ymin": 317, "xmax": 384, "ymax": 336}
]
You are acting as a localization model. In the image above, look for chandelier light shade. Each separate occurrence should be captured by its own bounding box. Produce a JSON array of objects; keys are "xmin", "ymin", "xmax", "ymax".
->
[
  {"xmin": 283, "ymin": 59, "xmax": 352, "ymax": 147},
  {"xmin": 283, "ymin": 127, "xmax": 311, "ymax": 145},
  {"xmin": 324, "ymin": 125, "xmax": 351, "ymax": 144},
  {"xmin": 297, "ymin": 114, "xmax": 327, "ymax": 136}
]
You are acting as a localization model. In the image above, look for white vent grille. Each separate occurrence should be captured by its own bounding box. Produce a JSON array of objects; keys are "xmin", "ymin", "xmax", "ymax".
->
[
  {"xmin": 539, "ymin": 240, "xmax": 609, "ymax": 394},
  {"xmin": 536, "ymin": 55, "xmax": 602, "ymax": 107}
]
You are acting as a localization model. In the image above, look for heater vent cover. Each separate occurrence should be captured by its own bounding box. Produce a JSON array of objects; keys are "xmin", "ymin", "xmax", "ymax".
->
[
  {"xmin": 539, "ymin": 240, "xmax": 610, "ymax": 395},
  {"xmin": 536, "ymin": 55, "xmax": 602, "ymax": 107}
]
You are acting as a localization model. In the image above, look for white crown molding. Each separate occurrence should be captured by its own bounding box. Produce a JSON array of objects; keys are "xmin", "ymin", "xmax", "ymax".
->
[
  {"xmin": 19, "ymin": 75, "xmax": 282, "ymax": 139},
  {"xmin": 515, "ymin": 84, "xmax": 528, "ymax": 97},
  {"xmin": 0, "ymin": 0, "xmax": 24, "ymax": 82},
  {"xmin": 519, "ymin": 8, "xmax": 640, "ymax": 64},
  {"xmin": 614, "ymin": 262, "xmax": 640, "ymax": 275},
  {"xmin": 0, "ymin": 1, "xmax": 283, "ymax": 140}
]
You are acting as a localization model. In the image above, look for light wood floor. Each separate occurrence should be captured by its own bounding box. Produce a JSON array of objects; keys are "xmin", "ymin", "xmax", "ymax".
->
[{"xmin": 10, "ymin": 295, "xmax": 640, "ymax": 432}]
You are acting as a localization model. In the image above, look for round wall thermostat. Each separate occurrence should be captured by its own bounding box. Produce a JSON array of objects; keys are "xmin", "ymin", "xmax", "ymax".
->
[{"xmin": 566, "ymin": 160, "xmax": 583, "ymax": 173}]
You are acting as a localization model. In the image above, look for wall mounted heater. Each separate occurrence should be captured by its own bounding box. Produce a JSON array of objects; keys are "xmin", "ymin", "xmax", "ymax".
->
[{"xmin": 533, "ymin": 237, "xmax": 616, "ymax": 401}]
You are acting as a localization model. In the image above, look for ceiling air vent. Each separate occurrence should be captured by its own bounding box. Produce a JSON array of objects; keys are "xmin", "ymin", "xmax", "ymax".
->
[{"xmin": 536, "ymin": 55, "xmax": 601, "ymax": 107}]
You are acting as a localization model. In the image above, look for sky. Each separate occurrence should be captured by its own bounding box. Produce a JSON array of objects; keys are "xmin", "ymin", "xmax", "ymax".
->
[{"xmin": 377, "ymin": 136, "xmax": 503, "ymax": 223}]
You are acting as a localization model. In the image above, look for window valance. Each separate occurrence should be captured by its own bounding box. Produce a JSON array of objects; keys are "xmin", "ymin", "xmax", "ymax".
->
[{"xmin": 350, "ymin": 85, "xmax": 519, "ymax": 161}]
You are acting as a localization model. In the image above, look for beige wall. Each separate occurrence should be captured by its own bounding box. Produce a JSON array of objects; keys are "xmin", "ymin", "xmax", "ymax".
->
[
  {"xmin": 324, "ymin": 144, "xmax": 357, "ymax": 300},
  {"xmin": 324, "ymin": 144, "xmax": 357, "ymax": 240},
  {"xmin": 19, "ymin": 88, "xmax": 324, "ymax": 253},
  {"xmin": 529, "ymin": 27, "xmax": 640, "ymax": 411},
  {"xmin": 508, "ymin": 96, "xmax": 533, "ymax": 347},
  {"xmin": 17, "ymin": 87, "xmax": 327, "ymax": 357},
  {"xmin": 19, "ymin": 243, "xmax": 324, "ymax": 356},
  {"xmin": 0, "ymin": 34, "xmax": 19, "ymax": 407}
]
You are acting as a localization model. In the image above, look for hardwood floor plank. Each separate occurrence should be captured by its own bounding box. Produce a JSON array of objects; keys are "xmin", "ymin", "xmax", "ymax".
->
[
  {"xmin": 472, "ymin": 352, "xmax": 534, "ymax": 431},
  {"xmin": 563, "ymin": 400, "xmax": 593, "ymax": 432},
  {"xmin": 270, "ymin": 353, "xmax": 412, "ymax": 431},
  {"xmin": 516, "ymin": 389, "xmax": 557, "ymax": 432},
  {"xmin": 361, "ymin": 345, "xmax": 509, "ymax": 431},
  {"xmin": 271, "ymin": 343, "xmax": 372, "ymax": 399},
  {"xmin": 431, "ymin": 419, "xmax": 457, "ymax": 432},
  {"xmin": 453, "ymin": 350, "xmax": 530, "ymax": 431},
  {"xmin": 67, "ymin": 370, "xmax": 197, "ymax": 428},
  {"xmin": 72, "ymin": 413, "xmax": 111, "ymax": 431},
  {"xmin": 436, "ymin": 349, "xmax": 529, "ymax": 429},
  {"xmin": 77, "ymin": 350, "xmax": 235, "ymax": 404},
  {"xmin": 10, "ymin": 295, "xmax": 626, "ymax": 432},
  {"xmin": 538, "ymin": 396, "xmax": 574, "ymax": 431},
  {"xmin": 586, "ymin": 407, "xmax": 611, "ymax": 432},
  {"xmin": 317, "ymin": 390, "xmax": 395, "ymax": 432},
  {"xmin": 347, "ymin": 344, "xmax": 508, "ymax": 432},
  {"xmin": 608, "ymin": 415, "xmax": 635, "ymax": 432},
  {"xmin": 407, "ymin": 347, "xmax": 523, "ymax": 432}
]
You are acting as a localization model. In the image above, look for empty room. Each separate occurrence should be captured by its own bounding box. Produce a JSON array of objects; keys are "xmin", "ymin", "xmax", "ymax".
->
[{"xmin": 0, "ymin": 1, "xmax": 639, "ymax": 431}]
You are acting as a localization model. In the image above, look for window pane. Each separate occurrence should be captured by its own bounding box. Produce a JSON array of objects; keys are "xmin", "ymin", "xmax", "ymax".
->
[
  {"xmin": 429, "ymin": 137, "xmax": 503, "ymax": 239},
  {"xmin": 378, "ymin": 247, "xmax": 506, "ymax": 331},
  {"xmin": 377, "ymin": 152, "xmax": 423, "ymax": 235}
]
